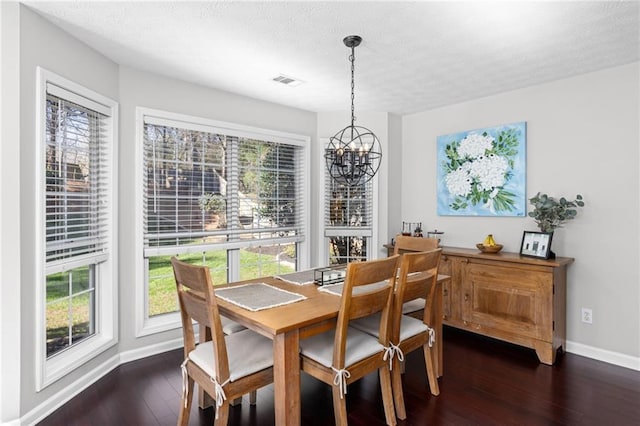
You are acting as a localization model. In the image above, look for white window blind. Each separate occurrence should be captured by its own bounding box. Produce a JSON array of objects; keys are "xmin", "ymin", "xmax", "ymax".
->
[
  {"xmin": 45, "ymin": 85, "xmax": 111, "ymax": 270},
  {"xmin": 323, "ymin": 142, "xmax": 373, "ymax": 264},
  {"xmin": 324, "ymin": 170, "xmax": 373, "ymax": 237},
  {"xmin": 142, "ymin": 117, "xmax": 305, "ymax": 256}
]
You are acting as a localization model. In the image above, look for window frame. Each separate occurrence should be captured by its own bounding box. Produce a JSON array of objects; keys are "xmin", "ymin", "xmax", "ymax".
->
[
  {"xmin": 134, "ymin": 107, "xmax": 310, "ymax": 336},
  {"xmin": 319, "ymin": 138, "xmax": 379, "ymax": 265},
  {"xmin": 34, "ymin": 67, "xmax": 118, "ymax": 391}
]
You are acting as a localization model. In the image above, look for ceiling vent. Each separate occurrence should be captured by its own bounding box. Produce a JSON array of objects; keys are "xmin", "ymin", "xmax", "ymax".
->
[{"xmin": 272, "ymin": 74, "xmax": 304, "ymax": 87}]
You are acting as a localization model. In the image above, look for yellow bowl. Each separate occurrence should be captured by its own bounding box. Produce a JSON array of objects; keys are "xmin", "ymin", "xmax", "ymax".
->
[{"xmin": 476, "ymin": 243, "xmax": 503, "ymax": 253}]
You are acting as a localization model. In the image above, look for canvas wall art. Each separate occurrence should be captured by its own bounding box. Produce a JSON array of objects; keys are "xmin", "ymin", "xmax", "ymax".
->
[{"xmin": 437, "ymin": 122, "xmax": 526, "ymax": 216}]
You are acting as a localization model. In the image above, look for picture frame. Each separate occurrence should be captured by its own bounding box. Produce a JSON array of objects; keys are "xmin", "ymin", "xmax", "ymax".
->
[{"xmin": 520, "ymin": 231, "xmax": 553, "ymax": 259}]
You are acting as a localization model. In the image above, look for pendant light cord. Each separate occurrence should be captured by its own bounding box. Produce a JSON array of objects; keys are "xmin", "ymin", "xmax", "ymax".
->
[{"xmin": 350, "ymin": 45, "xmax": 355, "ymax": 133}]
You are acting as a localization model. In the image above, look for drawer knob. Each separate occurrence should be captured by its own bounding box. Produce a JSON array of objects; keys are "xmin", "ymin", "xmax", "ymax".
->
[{"xmin": 464, "ymin": 293, "xmax": 469, "ymax": 301}]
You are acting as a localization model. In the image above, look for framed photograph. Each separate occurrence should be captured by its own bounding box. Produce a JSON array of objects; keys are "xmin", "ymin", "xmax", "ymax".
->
[{"xmin": 520, "ymin": 231, "xmax": 553, "ymax": 259}]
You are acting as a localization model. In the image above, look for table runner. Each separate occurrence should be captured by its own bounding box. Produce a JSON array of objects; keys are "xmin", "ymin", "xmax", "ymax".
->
[
  {"xmin": 215, "ymin": 283, "xmax": 306, "ymax": 311},
  {"xmin": 274, "ymin": 269, "xmax": 315, "ymax": 285}
]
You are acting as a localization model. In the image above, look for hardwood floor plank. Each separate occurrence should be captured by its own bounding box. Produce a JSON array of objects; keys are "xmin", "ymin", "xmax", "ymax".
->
[{"xmin": 37, "ymin": 327, "xmax": 640, "ymax": 425}]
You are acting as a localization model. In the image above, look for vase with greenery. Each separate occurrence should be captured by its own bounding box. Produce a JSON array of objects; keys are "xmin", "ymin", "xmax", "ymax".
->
[{"xmin": 528, "ymin": 192, "xmax": 585, "ymax": 233}]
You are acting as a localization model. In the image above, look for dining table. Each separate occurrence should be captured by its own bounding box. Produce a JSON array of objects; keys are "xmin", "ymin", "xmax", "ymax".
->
[{"xmin": 198, "ymin": 270, "xmax": 450, "ymax": 425}]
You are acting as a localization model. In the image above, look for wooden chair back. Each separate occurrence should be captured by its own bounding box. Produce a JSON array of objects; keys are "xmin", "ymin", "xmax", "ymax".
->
[
  {"xmin": 171, "ymin": 257, "xmax": 230, "ymax": 384},
  {"xmin": 333, "ymin": 255, "xmax": 400, "ymax": 369},
  {"xmin": 393, "ymin": 234, "xmax": 439, "ymax": 255},
  {"xmin": 392, "ymin": 249, "xmax": 442, "ymax": 340}
]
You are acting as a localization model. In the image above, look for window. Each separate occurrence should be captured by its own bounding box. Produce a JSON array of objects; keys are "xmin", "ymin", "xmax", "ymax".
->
[
  {"xmin": 322, "ymin": 140, "xmax": 375, "ymax": 265},
  {"xmin": 36, "ymin": 68, "xmax": 118, "ymax": 389},
  {"xmin": 137, "ymin": 109, "xmax": 309, "ymax": 333}
]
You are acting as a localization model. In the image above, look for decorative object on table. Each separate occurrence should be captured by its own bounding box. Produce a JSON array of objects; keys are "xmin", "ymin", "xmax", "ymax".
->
[
  {"xmin": 437, "ymin": 122, "xmax": 526, "ymax": 216},
  {"xmin": 520, "ymin": 231, "xmax": 554, "ymax": 259},
  {"xmin": 402, "ymin": 221, "xmax": 421, "ymax": 236},
  {"xmin": 528, "ymin": 192, "xmax": 585, "ymax": 233},
  {"xmin": 426, "ymin": 229, "xmax": 444, "ymax": 245},
  {"xmin": 476, "ymin": 234, "xmax": 503, "ymax": 253},
  {"xmin": 413, "ymin": 223, "xmax": 423, "ymax": 237},
  {"xmin": 324, "ymin": 35, "xmax": 382, "ymax": 187},
  {"xmin": 313, "ymin": 265, "xmax": 347, "ymax": 286}
]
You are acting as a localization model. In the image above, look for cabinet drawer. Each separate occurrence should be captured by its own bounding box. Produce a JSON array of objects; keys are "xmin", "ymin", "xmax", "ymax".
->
[{"xmin": 461, "ymin": 261, "xmax": 553, "ymax": 341}]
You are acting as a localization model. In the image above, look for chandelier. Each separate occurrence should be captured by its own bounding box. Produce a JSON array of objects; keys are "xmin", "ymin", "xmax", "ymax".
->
[{"xmin": 325, "ymin": 35, "xmax": 382, "ymax": 186}]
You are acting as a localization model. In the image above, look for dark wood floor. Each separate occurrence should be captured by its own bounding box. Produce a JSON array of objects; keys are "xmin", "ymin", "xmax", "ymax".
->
[{"xmin": 38, "ymin": 327, "xmax": 640, "ymax": 426}]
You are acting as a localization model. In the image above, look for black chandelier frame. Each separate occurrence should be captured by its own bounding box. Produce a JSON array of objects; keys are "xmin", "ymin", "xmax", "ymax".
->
[{"xmin": 325, "ymin": 35, "xmax": 382, "ymax": 187}]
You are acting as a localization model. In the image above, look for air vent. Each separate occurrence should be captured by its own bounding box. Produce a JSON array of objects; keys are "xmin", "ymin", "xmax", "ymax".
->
[{"xmin": 272, "ymin": 74, "xmax": 304, "ymax": 87}]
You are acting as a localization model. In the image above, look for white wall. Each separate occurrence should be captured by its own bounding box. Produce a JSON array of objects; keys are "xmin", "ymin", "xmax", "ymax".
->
[
  {"xmin": 387, "ymin": 113, "xmax": 403, "ymax": 239},
  {"xmin": 401, "ymin": 63, "xmax": 640, "ymax": 362},
  {"xmin": 0, "ymin": 2, "xmax": 22, "ymax": 423}
]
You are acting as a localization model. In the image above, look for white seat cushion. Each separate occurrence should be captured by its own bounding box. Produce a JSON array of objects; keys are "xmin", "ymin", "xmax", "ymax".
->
[
  {"xmin": 300, "ymin": 327, "xmax": 384, "ymax": 368},
  {"xmin": 351, "ymin": 313, "xmax": 429, "ymax": 342},
  {"xmin": 402, "ymin": 298, "xmax": 425, "ymax": 314},
  {"xmin": 188, "ymin": 329, "xmax": 273, "ymax": 382},
  {"xmin": 349, "ymin": 313, "xmax": 382, "ymax": 337},
  {"xmin": 220, "ymin": 316, "xmax": 247, "ymax": 335}
]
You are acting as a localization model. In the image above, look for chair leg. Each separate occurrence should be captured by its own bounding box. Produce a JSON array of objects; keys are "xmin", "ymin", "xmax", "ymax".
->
[
  {"xmin": 379, "ymin": 366, "xmax": 397, "ymax": 426},
  {"xmin": 331, "ymin": 385, "xmax": 348, "ymax": 426},
  {"xmin": 214, "ymin": 402, "xmax": 230, "ymax": 426},
  {"xmin": 423, "ymin": 344, "xmax": 440, "ymax": 396},
  {"xmin": 178, "ymin": 376, "xmax": 194, "ymax": 426},
  {"xmin": 249, "ymin": 390, "xmax": 257, "ymax": 405},
  {"xmin": 391, "ymin": 357, "xmax": 407, "ymax": 420}
]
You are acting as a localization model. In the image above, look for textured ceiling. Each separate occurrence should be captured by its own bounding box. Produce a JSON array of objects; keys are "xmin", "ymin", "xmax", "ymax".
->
[{"xmin": 24, "ymin": 1, "xmax": 640, "ymax": 115}]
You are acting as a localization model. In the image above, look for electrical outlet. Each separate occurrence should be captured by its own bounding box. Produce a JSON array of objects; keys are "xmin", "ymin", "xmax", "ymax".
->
[{"xmin": 581, "ymin": 308, "xmax": 593, "ymax": 324}]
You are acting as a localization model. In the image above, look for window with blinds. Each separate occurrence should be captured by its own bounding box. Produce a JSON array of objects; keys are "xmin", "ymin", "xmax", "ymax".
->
[
  {"xmin": 324, "ymin": 166, "xmax": 373, "ymax": 264},
  {"xmin": 140, "ymin": 112, "xmax": 307, "ymax": 318},
  {"xmin": 142, "ymin": 121, "xmax": 305, "ymax": 254},
  {"xmin": 43, "ymin": 83, "xmax": 113, "ymax": 358},
  {"xmin": 45, "ymin": 91, "xmax": 109, "ymax": 267}
]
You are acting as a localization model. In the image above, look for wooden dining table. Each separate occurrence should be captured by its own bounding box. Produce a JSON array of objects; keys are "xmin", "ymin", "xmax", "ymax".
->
[{"xmin": 199, "ymin": 272, "xmax": 450, "ymax": 425}]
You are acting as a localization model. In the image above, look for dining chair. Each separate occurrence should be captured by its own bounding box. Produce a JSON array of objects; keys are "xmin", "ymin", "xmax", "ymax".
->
[
  {"xmin": 350, "ymin": 249, "xmax": 442, "ymax": 420},
  {"xmin": 171, "ymin": 257, "xmax": 274, "ymax": 425},
  {"xmin": 299, "ymin": 255, "xmax": 401, "ymax": 426},
  {"xmin": 392, "ymin": 234, "xmax": 439, "ymax": 316}
]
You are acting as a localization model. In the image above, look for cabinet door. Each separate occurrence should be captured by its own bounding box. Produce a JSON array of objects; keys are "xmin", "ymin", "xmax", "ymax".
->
[{"xmin": 460, "ymin": 260, "xmax": 553, "ymax": 342}]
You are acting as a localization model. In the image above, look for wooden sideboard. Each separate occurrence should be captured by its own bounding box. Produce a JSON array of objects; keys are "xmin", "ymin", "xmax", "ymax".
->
[{"xmin": 384, "ymin": 244, "xmax": 574, "ymax": 365}]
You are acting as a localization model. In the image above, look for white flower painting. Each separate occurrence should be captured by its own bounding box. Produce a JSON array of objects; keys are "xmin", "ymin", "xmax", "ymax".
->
[{"xmin": 437, "ymin": 122, "xmax": 526, "ymax": 216}]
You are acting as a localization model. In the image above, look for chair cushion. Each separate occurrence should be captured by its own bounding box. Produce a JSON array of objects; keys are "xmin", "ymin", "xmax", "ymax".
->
[
  {"xmin": 300, "ymin": 327, "xmax": 384, "ymax": 368},
  {"xmin": 349, "ymin": 313, "xmax": 382, "ymax": 337},
  {"xmin": 397, "ymin": 314, "xmax": 429, "ymax": 341},
  {"xmin": 401, "ymin": 298, "xmax": 425, "ymax": 314},
  {"xmin": 220, "ymin": 316, "xmax": 247, "ymax": 335},
  {"xmin": 188, "ymin": 329, "xmax": 273, "ymax": 382},
  {"xmin": 351, "ymin": 313, "xmax": 429, "ymax": 342}
]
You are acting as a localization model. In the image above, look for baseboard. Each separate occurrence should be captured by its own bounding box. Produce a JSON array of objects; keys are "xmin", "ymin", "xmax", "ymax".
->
[
  {"xmin": 19, "ymin": 337, "xmax": 184, "ymax": 426},
  {"xmin": 119, "ymin": 336, "xmax": 184, "ymax": 364},
  {"xmin": 566, "ymin": 340, "xmax": 640, "ymax": 371}
]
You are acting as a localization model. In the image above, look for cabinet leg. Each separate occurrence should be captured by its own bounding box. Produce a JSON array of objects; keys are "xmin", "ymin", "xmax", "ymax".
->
[{"xmin": 534, "ymin": 342, "xmax": 559, "ymax": 365}]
